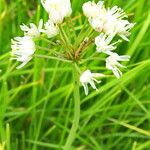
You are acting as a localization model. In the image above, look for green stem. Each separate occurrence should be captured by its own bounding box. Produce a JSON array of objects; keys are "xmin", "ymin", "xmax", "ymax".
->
[
  {"xmin": 58, "ymin": 25, "xmax": 74, "ymax": 60},
  {"xmin": 64, "ymin": 63, "xmax": 80, "ymax": 150},
  {"xmin": 40, "ymin": 37, "xmax": 57, "ymax": 46},
  {"xmin": 34, "ymin": 54, "xmax": 72, "ymax": 63}
]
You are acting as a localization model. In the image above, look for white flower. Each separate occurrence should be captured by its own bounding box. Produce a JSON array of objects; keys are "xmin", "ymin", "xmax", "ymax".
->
[
  {"xmin": 20, "ymin": 19, "xmax": 43, "ymax": 38},
  {"xmin": 82, "ymin": 1, "xmax": 103, "ymax": 18},
  {"xmin": 104, "ymin": 19, "xmax": 135, "ymax": 41},
  {"xmin": 62, "ymin": 0, "xmax": 72, "ymax": 17},
  {"xmin": 104, "ymin": 6, "xmax": 135, "ymax": 41},
  {"xmin": 42, "ymin": 19, "xmax": 59, "ymax": 38},
  {"xmin": 95, "ymin": 33, "xmax": 120, "ymax": 54},
  {"xmin": 41, "ymin": 0, "xmax": 72, "ymax": 24},
  {"xmin": 88, "ymin": 17, "xmax": 105, "ymax": 32},
  {"xmin": 103, "ymin": 15, "xmax": 118, "ymax": 34},
  {"xmin": 106, "ymin": 6, "xmax": 127, "ymax": 20},
  {"xmin": 114, "ymin": 20, "xmax": 135, "ymax": 41},
  {"xmin": 83, "ymin": 1, "xmax": 106, "ymax": 32},
  {"xmin": 11, "ymin": 36, "xmax": 36, "ymax": 69},
  {"xmin": 80, "ymin": 70, "xmax": 105, "ymax": 95},
  {"xmin": 106, "ymin": 53, "xmax": 130, "ymax": 78},
  {"xmin": 83, "ymin": 2, "xmax": 135, "ymax": 40}
]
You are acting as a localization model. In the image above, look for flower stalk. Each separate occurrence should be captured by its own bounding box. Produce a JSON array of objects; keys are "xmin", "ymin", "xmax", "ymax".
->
[{"xmin": 64, "ymin": 63, "xmax": 80, "ymax": 150}]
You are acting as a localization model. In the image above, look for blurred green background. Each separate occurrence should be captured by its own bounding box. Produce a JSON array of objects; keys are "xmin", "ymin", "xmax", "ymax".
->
[{"xmin": 0, "ymin": 0, "xmax": 150, "ymax": 150}]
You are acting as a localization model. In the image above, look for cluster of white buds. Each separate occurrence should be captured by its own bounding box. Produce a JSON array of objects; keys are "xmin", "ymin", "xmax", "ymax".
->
[{"xmin": 10, "ymin": 0, "xmax": 135, "ymax": 96}]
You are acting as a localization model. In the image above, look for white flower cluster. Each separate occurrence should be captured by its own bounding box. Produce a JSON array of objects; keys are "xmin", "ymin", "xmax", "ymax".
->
[
  {"xmin": 80, "ymin": 0, "xmax": 135, "ymax": 95},
  {"xmin": 11, "ymin": 0, "xmax": 72, "ymax": 69},
  {"xmin": 83, "ymin": 1, "xmax": 135, "ymax": 41},
  {"xmin": 41, "ymin": 0, "xmax": 72, "ymax": 24},
  {"xmin": 10, "ymin": 0, "xmax": 135, "ymax": 96}
]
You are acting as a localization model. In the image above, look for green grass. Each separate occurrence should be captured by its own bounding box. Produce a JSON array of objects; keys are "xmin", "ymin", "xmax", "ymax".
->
[{"xmin": 0, "ymin": 0, "xmax": 150, "ymax": 150}]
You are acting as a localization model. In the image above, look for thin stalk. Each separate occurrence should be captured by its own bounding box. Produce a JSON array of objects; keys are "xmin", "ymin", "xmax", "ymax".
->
[
  {"xmin": 31, "ymin": 5, "xmax": 41, "ymax": 150},
  {"xmin": 64, "ymin": 63, "xmax": 80, "ymax": 150},
  {"xmin": 58, "ymin": 24, "xmax": 72, "ymax": 48},
  {"xmin": 36, "ymin": 45, "xmax": 61, "ymax": 56},
  {"xmin": 34, "ymin": 54, "xmax": 72, "ymax": 63},
  {"xmin": 58, "ymin": 24, "xmax": 74, "ymax": 59},
  {"xmin": 66, "ymin": 17, "xmax": 77, "ymax": 42},
  {"xmin": 40, "ymin": 37, "xmax": 58, "ymax": 46},
  {"xmin": 35, "ymin": 45, "xmax": 51, "ymax": 52}
]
